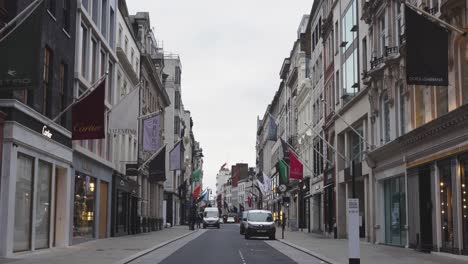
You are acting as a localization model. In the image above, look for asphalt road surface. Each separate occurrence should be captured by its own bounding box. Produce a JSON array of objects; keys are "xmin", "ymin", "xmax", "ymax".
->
[{"xmin": 131, "ymin": 224, "xmax": 326, "ymax": 264}]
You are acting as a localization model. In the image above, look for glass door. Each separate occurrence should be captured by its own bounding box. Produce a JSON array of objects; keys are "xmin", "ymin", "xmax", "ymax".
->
[
  {"xmin": 14, "ymin": 154, "xmax": 34, "ymax": 252},
  {"xmin": 35, "ymin": 161, "xmax": 52, "ymax": 249},
  {"xmin": 384, "ymin": 176, "xmax": 407, "ymax": 246},
  {"xmin": 461, "ymin": 157, "xmax": 468, "ymax": 255}
]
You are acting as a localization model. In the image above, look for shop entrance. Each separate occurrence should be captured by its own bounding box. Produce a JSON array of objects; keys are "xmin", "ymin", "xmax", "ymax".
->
[
  {"xmin": 418, "ymin": 166, "xmax": 433, "ymax": 252},
  {"xmin": 54, "ymin": 167, "xmax": 68, "ymax": 247}
]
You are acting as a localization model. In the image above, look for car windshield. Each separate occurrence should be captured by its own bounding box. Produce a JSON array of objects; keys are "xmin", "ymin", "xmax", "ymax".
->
[
  {"xmin": 247, "ymin": 212, "xmax": 273, "ymax": 222},
  {"xmin": 204, "ymin": 211, "xmax": 218, "ymax": 218}
]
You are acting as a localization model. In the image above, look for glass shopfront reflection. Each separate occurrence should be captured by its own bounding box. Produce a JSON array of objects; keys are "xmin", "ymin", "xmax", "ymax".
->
[
  {"xmin": 14, "ymin": 154, "xmax": 34, "ymax": 252},
  {"xmin": 461, "ymin": 156, "xmax": 468, "ymax": 255},
  {"xmin": 35, "ymin": 161, "xmax": 52, "ymax": 249},
  {"xmin": 439, "ymin": 160, "xmax": 455, "ymax": 252},
  {"xmin": 73, "ymin": 173, "xmax": 96, "ymax": 240},
  {"xmin": 384, "ymin": 175, "xmax": 407, "ymax": 246}
]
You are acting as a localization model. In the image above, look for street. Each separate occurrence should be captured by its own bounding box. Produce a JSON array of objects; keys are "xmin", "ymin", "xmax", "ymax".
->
[{"xmin": 131, "ymin": 224, "xmax": 325, "ymax": 264}]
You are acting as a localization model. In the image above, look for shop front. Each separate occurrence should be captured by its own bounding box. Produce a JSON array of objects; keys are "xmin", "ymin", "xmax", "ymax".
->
[
  {"xmin": 111, "ymin": 172, "xmax": 139, "ymax": 237},
  {"xmin": 309, "ymin": 179, "xmax": 323, "ymax": 233},
  {"xmin": 0, "ymin": 103, "xmax": 73, "ymax": 257},
  {"xmin": 323, "ymin": 167, "xmax": 335, "ymax": 237},
  {"xmin": 382, "ymin": 175, "xmax": 407, "ymax": 247},
  {"xmin": 72, "ymin": 152, "xmax": 113, "ymax": 244}
]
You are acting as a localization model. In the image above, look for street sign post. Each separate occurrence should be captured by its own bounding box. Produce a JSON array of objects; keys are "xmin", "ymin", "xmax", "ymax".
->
[{"xmin": 348, "ymin": 198, "xmax": 360, "ymax": 264}]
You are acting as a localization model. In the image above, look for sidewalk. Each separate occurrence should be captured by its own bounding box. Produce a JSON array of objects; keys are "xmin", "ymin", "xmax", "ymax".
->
[
  {"xmin": 0, "ymin": 226, "xmax": 195, "ymax": 264},
  {"xmin": 276, "ymin": 229, "xmax": 468, "ymax": 264}
]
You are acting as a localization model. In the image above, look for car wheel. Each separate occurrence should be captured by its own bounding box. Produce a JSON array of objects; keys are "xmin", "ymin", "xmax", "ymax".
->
[
  {"xmin": 217, "ymin": 224, "xmax": 220, "ymax": 229},
  {"xmin": 269, "ymin": 234, "xmax": 275, "ymax": 240},
  {"xmin": 203, "ymin": 225, "xmax": 206, "ymax": 229},
  {"xmin": 244, "ymin": 231, "xmax": 250, "ymax": 239}
]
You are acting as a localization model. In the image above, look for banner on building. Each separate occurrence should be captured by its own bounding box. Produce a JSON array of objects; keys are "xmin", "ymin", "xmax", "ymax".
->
[
  {"xmin": 72, "ymin": 80, "xmax": 106, "ymax": 140},
  {"xmin": 125, "ymin": 163, "xmax": 138, "ymax": 176},
  {"xmin": 148, "ymin": 146, "xmax": 166, "ymax": 182},
  {"xmin": 193, "ymin": 185, "xmax": 201, "ymax": 199},
  {"xmin": 192, "ymin": 169, "xmax": 202, "ymax": 182},
  {"xmin": 278, "ymin": 159, "xmax": 289, "ymax": 185},
  {"xmin": 143, "ymin": 114, "xmax": 161, "ymax": 151},
  {"xmin": 109, "ymin": 87, "xmax": 139, "ymax": 135},
  {"xmin": 169, "ymin": 140, "xmax": 183, "ymax": 171},
  {"xmin": 289, "ymin": 151, "xmax": 304, "ymax": 180},
  {"xmin": 0, "ymin": 0, "xmax": 44, "ymax": 91},
  {"xmin": 263, "ymin": 172, "xmax": 271, "ymax": 194},
  {"xmin": 405, "ymin": 6, "xmax": 448, "ymax": 86}
]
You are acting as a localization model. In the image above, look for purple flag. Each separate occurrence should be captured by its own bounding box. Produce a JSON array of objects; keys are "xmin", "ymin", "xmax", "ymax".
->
[
  {"xmin": 169, "ymin": 141, "xmax": 182, "ymax": 171},
  {"xmin": 143, "ymin": 114, "xmax": 161, "ymax": 151}
]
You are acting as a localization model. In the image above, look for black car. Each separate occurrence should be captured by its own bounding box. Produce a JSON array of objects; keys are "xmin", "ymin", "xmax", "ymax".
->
[{"xmin": 244, "ymin": 210, "xmax": 275, "ymax": 240}]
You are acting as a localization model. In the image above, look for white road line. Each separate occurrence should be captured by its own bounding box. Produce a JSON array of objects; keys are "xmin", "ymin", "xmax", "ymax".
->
[{"xmin": 238, "ymin": 249, "xmax": 247, "ymax": 264}]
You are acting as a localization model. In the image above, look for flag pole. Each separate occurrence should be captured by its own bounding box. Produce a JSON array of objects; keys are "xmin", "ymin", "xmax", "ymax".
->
[
  {"xmin": 50, "ymin": 73, "xmax": 108, "ymax": 123},
  {"xmin": 282, "ymin": 138, "xmax": 316, "ymax": 178},
  {"xmin": 0, "ymin": 0, "xmax": 43, "ymax": 41},
  {"xmin": 304, "ymin": 122, "xmax": 350, "ymax": 163}
]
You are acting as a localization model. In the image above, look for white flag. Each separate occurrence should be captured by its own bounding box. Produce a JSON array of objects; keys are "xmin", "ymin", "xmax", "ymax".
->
[
  {"xmin": 263, "ymin": 172, "xmax": 271, "ymax": 194},
  {"xmin": 256, "ymin": 179, "xmax": 265, "ymax": 196},
  {"xmin": 109, "ymin": 88, "xmax": 139, "ymax": 135}
]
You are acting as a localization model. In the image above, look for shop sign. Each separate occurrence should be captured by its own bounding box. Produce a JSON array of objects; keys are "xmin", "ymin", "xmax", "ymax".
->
[
  {"xmin": 348, "ymin": 198, "xmax": 360, "ymax": 261},
  {"xmin": 42, "ymin": 125, "xmax": 52, "ymax": 139}
]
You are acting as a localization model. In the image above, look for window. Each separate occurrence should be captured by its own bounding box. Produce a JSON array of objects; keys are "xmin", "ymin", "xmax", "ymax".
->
[
  {"xmin": 362, "ymin": 37, "xmax": 367, "ymax": 72},
  {"xmin": 175, "ymin": 66, "xmax": 181, "ymax": 84},
  {"xmin": 439, "ymin": 160, "xmax": 455, "ymax": 251},
  {"xmin": 341, "ymin": 0, "xmax": 356, "ymax": 51},
  {"xmin": 342, "ymin": 51, "xmax": 358, "ymax": 96},
  {"xmin": 118, "ymin": 25, "xmax": 123, "ymax": 47},
  {"xmin": 175, "ymin": 91, "xmax": 181, "ymax": 110},
  {"xmin": 35, "ymin": 161, "xmax": 52, "ymax": 249},
  {"xmin": 110, "ymin": 8, "xmax": 115, "ymax": 48},
  {"xmin": 382, "ymin": 93, "xmax": 391, "ymax": 143},
  {"xmin": 92, "ymin": 0, "xmax": 98, "ymax": 24},
  {"xmin": 101, "ymin": 0, "xmax": 107, "ymax": 38},
  {"xmin": 106, "ymin": 132, "xmax": 111, "ymax": 161},
  {"xmin": 319, "ymin": 94, "xmax": 323, "ymax": 120},
  {"xmin": 395, "ymin": 2, "xmax": 402, "ymax": 45},
  {"xmin": 43, "ymin": 47, "xmax": 52, "ymax": 116},
  {"xmin": 73, "ymin": 174, "xmax": 96, "ymax": 239},
  {"xmin": 91, "ymin": 39, "xmax": 97, "ymax": 82},
  {"xmin": 88, "ymin": 140, "xmax": 94, "ymax": 152},
  {"xmin": 125, "ymin": 36, "xmax": 128, "ymax": 54},
  {"xmin": 174, "ymin": 116, "xmax": 180, "ymax": 135},
  {"xmin": 350, "ymin": 126, "xmax": 363, "ymax": 162},
  {"xmin": 63, "ymin": 0, "xmax": 70, "ymax": 32},
  {"xmin": 335, "ymin": 21, "xmax": 339, "ymax": 53},
  {"xmin": 107, "ymin": 62, "xmax": 113, "ymax": 104},
  {"xmin": 14, "ymin": 154, "xmax": 34, "ymax": 252},
  {"xmin": 414, "ymin": 86, "xmax": 425, "ymax": 127},
  {"xmin": 131, "ymin": 48, "xmax": 134, "ymax": 66},
  {"xmin": 379, "ymin": 14, "xmax": 386, "ymax": 56},
  {"xmin": 80, "ymin": 25, "xmax": 88, "ymax": 78},
  {"xmin": 47, "ymin": 0, "xmax": 56, "ymax": 15},
  {"xmin": 135, "ymin": 59, "xmax": 139, "ymax": 76},
  {"xmin": 82, "ymin": 0, "xmax": 89, "ymax": 11},
  {"xmin": 122, "ymin": 79, "xmax": 127, "ymax": 97},
  {"xmin": 335, "ymin": 70, "xmax": 340, "ymax": 104}
]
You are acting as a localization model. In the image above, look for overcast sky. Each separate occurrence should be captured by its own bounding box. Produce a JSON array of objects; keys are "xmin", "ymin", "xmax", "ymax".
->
[{"xmin": 127, "ymin": 0, "xmax": 313, "ymax": 195}]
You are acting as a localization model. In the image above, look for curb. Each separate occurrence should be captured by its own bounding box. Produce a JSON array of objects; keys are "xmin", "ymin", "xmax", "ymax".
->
[
  {"xmin": 277, "ymin": 239, "xmax": 342, "ymax": 264},
  {"xmin": 116, "ymin": 229, "xmax": 199, "ymax": 264}
]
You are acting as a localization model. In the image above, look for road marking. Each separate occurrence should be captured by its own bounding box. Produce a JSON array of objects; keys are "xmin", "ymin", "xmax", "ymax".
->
[{"xmin": 238, "ymin": 249, "xmax": 247, "ymax": 264}]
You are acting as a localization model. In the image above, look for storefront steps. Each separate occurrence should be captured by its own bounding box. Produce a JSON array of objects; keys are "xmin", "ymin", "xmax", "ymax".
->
[{"xmin": 276, "ymin": 229, "xmax": 468, "ymax": 264}]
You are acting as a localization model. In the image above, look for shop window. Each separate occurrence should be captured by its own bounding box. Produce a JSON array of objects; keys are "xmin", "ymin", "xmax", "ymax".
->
[
  {"xmin": 414, "ymin": 86, "xmax": 425, "ymax": 128},
  {"xmin": 461, "ymin": 156, "xmax": 468, "ymax": 254},
  {"xmin": 381, "ymin": 93, "xmax": 391, "ymax": 143},
  {"xmin": 14, "ymin": 154, "xmax": 34, "ymax": 252},
  {"xmin": 35, "ymin": 161, "xmax": 52, "ymax": 249},
  {"xmin": 73, "ymin": 174, "xmax": 96, "ymax": 240},
  {"xmin": 439, "ymin": 160, "xmax": 455, "ymax": 252},
  {"xmin": 436, "ymin": 86, "xmax": 448, "ymax": 117},
  {"xmin": 384, "ymin": 175, "xmax": 407, "ymax": 246}
]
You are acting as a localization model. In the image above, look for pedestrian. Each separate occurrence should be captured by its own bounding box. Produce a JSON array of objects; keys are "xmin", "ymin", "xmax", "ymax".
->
[{"xmin": 196, "ymin": 212, "xmax": 202, "ymax": 228}]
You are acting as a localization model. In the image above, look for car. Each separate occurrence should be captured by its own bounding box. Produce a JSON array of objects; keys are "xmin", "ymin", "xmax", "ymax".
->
[
  {"xmin": 240, "ymin": 211, "xmax": 248, "ymax": 234},
  {"xmin": 244, "ymin": 210, "xmax": 275, "ymax": 240},
  {"xmin": 226, "ymin": 216, "xmax": 236, "ymax": 223},
  {"xmin": 203, "ymin": 207, "xmax": 221, "ymax": 229}
]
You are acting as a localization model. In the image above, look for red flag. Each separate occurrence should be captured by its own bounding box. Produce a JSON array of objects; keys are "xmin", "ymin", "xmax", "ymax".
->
[
  {"xmin": 72, "ymin": 80, "xmax": 106, "ymax": 140},
  {"xmin": 289, "ymin": 151, "xmax": 303, "ymax": 180},
  {"xmin": 193, "ymin": 185, "xmax": 201, "ymax": 199},
  {"xmin": 247, "ymin": 196, "xmax": 252, "ymax": 208}
]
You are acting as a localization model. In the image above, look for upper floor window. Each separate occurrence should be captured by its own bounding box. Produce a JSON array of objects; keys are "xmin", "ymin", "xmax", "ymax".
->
[
  {"xmin": 341, "ymin": 0, "xmax": 357, "ymax": 51},
  {"xmin": 131, "ymin": 48, "xmax": 135, "ymax": 66},
  {"xmin": 125, "ymin": 36, "xmax": 129, "ymax": 54},
  {"xmin": 92, "ymin": 0, "xmax": 99, "ymax": 24},
  {"xmin": 63, "ymin": 0, "xmax": 71, "ymax": 33},
  {"xmin": 395, "ymin": 2, "xmax": 403, "ymax": 46},
  {"xmin": 101, "ymin": 0, "xmax": 108, "ymax": 38},
  {"xmin": 118, "ymin": 24, "xmax": 123, "ymax": 47},
  {"xmin": 379, "ymin": 14, "xmax": 387, "ymax": 57},
  {"xmin": 334, "ymin": 21, "xmax": 339, "ymax": 54},
  {"xmin": 399, "ymin": 85, "xmax": 406, "ymax": 136},
  {"xmin": 43, "ymin": 47, "xmax": 53, "ymax": 116},
  {"xmin": 175, "ymin": 66, "xmax": 181, "ymax": 84},
  {"xmin": 80, "ymin": 24, "xmax": 88, "ymax": 78},
  {"xmin": 349, "ymin": 126, "xmax": 363, "ymax": 162},
  {"xmin": 381, "ymin": 93, "xmax": 391, "ymax": 143}
]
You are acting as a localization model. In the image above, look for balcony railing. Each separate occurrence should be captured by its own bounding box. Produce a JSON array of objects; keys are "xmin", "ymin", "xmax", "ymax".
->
[
  {"xmin": 370, "ymin": 56, "xmax": 384, "ymax": 69},
  {"xmin": 385, "ymin": 46, "xmax": 399, "ymax": 57}
]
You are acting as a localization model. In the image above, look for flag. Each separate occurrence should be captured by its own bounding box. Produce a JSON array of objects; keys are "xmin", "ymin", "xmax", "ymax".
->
[
  {"xmin": 247, "ymin": 196, "xmax": 252, "ymax": 208},
  {"xmin": 0, "ymin": 0, "xmax": 44, "ymax": 92},
  {"xmin": 143, "ymin": 114, "xmax": 161, "ymax": 151},
  {"xmin": 193, "ymin": 185, "xmax": 201, "ymax": 199},
  {"xmin": 278, "ymin": 159, "xmax": 289, "ymax": 184},
  {"xmin": 405, "ymin": 6, "xmax": 448, "ymax": 86},
  {"xmin": 169, "ymin": 140, "xmax": 183, "ymax": 171},
  {"xmin": 148, "ymin": 146, "xmax": 166, "ymax": 182},
  {"xmin": 263, "ymin": 173, "xmax": 271, "ymax": 194},
  {"xmin": 267, "ymin": 114, "xmax": 278, "ymax": 141},
  {"xmin": 192, "ymin": 169, "xmax": 202, "ymax": 182},
  {"xmin": 256, "ymin": 179, "xmax": 266, "ymax": 195},
  {"xmin": 201, "ymin": 190, "xmax": 209, "ymax": 201},
  {"xmin": 289, "ymin": 151, "xmax": 304, "ymax": 180},
  {"xmin": 109, "ymin": 87, "xmax": 139, "ymax": 135},
  {"xmin": 72, "ymin": 80, "xmax": 106, "ymax": 140}
]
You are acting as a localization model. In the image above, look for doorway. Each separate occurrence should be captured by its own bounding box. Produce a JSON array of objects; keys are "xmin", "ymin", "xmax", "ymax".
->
[
  {"xmin": 99, "ymin": 181, "xmax": 108, "ymax": 239},
  {"xmin": 418, "ymin": 166, "xmax": 433, "ymax": 252}
]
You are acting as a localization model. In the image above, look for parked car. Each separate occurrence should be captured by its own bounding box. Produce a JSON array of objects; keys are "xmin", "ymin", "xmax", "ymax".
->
[
  {"xmin": 244, "ymin": 210, "xmax": 275, "ymax": 240},
  {"xmin": 203, "ymin": 207, "xmax": 221, "ymax": 229},
  {"xmin": 226, "ymin": 216, "xmax": 236, "ymax": 223},
  {"xmin": 240, "ymin": 211, "xmax": 249, "ymax": 234}
]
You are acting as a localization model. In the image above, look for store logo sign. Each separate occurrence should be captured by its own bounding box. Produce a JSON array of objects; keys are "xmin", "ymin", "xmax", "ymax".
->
[{"xmin": 42, "ymin": 125, "xmax": 52, "ymax": 139}]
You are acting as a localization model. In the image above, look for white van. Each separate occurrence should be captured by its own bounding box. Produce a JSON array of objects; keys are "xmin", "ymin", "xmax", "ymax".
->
[{"xmin": 203, "ymin": 207, "xmax": 221, "ymax": 229}]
